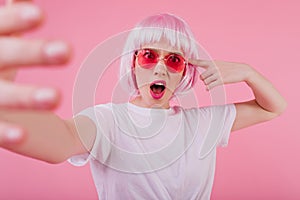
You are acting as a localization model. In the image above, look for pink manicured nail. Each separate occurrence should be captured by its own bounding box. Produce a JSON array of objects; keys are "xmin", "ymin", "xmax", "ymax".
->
[
  {"xmin": 5, "ymin": 128, "xmax": 23, "ymax": 141},
  {"xmin": 44, "ymin": 41, "xmax": 69, "ymax": 62},
  {"xmin": 19, "ymin": 5, "xmax": 41, "ymax": 21},
  {"xmin": 34, "ymin": 88, "xmax": 57, "ymax": 103}
]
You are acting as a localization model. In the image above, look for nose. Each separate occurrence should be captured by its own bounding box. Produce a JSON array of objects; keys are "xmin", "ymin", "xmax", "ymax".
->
[{"xmin": 153, "ymin": 59, "xmax": 167, "ymax": 76}]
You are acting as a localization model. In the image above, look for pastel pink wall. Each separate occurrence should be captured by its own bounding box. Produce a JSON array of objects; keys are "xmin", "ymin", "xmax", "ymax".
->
[{"xmin": 0, "ymin": 0, "xmax": 299, "ymax": 199}]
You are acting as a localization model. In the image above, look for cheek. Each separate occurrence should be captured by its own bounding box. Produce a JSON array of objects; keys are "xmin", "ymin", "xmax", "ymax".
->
[
  {"xmin": 134, "ymin": 67, "xmax": 151, "ymax": 88},
  {"xmin": 174, "ymin": 73, "xmax": 184, "ymax": 85},
  {"xmin": 168, "ymin": 74, "xmax": 184, "ymax": 91}
]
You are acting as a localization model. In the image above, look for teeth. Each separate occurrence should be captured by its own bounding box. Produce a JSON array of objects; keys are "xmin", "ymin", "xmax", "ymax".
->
[{"xmin": 154, "ymin": 82, "xmax": 164, "ymax": 86}]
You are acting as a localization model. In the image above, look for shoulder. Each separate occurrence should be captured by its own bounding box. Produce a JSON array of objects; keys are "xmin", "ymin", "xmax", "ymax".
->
[{"xmin": 73, "ymin": 103, "xmax": 129, "ymax": 126}]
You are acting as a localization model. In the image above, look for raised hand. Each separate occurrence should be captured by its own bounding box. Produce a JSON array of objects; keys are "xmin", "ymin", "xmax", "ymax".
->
[
  {"xmin": 189, "ymin": 58, "xmax": 287, "ymax": 131},
  {"xmin": 189, "ymin": 59, "xmax": 253, "ymax": 90}
]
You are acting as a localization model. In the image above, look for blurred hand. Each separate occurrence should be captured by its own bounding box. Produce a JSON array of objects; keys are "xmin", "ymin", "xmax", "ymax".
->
[{"xmin": 0, "ymin": 0, "xmax": 71, "ymax": 144}]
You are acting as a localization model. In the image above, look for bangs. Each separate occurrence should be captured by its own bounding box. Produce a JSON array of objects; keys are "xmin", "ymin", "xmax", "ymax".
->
[
  {"xmin": 132, "ymin": 27, "xmax": 193, "ymax": 58},
  {"xmin": 130, "ymin": 13, "xmax": 197, "ymax": 58}
]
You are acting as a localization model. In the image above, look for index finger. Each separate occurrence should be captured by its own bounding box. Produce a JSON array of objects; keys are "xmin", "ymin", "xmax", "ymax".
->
[
  {"xmin": 187, "ymin": 58, "xmax": 210, "ymax": 69},
  {"xmin": 1, "ymin": 0, "xmax": 43, "ymax": 35}
]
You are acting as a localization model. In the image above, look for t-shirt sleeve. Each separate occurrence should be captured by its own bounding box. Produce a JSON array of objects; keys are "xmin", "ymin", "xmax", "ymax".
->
[
  {"xmin": 197, "ymin": 104, "xmax": 236, "ymax": 158},
  {"xmin": 68, "ymin": 105, "xmax": 113, "ymax": 166},
  {"xmin": 215, "ymin": 104, "xmax": 236, "ymax": 147}
]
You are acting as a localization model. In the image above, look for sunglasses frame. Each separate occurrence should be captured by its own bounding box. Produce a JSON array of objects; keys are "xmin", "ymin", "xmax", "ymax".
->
[{"xmin": 134, "ymin": 48, "xmax": 187, "ymax": 73}]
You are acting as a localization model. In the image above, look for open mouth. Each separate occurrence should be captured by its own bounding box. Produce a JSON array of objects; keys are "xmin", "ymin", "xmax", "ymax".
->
[{"xmin": 150, "ymin": 81, "xmax": 166, "ymax": 99}]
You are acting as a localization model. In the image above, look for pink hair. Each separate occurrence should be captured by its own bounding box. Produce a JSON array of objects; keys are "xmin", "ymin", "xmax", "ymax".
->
[{"xmin": 119, "ymin": 13, "xmax": 200, "ymax": 95}]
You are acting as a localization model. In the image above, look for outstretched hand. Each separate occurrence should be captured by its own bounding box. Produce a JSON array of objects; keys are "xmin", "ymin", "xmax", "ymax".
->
[
  {"xmin": 189, "ymin": 59, "xmax": 254, "ymax": 90},
  {"xmin": 0, "ymin": 0, "xmax": 71, "ymax": 144}
]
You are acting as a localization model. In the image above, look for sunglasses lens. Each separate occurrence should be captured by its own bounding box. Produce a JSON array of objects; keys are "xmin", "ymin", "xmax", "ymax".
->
[
  {"xmin": 137, "ymin": 49, "xmax": 158, "ymax": 69},
  {"xmin": 137, "ymin": 49, "xmax": 185, "ymax": 73},
  {"xmin": 165, "ymin": 54, "xmax": 185, "ymax": 73}
]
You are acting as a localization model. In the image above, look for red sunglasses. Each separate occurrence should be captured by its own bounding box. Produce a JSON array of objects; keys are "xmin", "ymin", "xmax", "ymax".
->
[{"xmin": 135, "ymin": 48, "xmax": 186, "ymax": 73}]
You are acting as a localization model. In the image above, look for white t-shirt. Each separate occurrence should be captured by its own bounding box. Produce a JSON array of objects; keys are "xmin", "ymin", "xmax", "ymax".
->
[{"xmin": 69, "ymin": 103, "xmax": 236, "ymax": 200}]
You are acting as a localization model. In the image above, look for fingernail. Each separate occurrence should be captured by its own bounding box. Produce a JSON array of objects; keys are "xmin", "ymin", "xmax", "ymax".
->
[
  {"xmin": 5, "ymin": 128, "xmax": 23, "ymax": 141},
  {"xmin": 34, "ymin": 88, "xmax": 57, "ymax": 103},
  {"xmin": 19, "ymin": 5, "xmax": 41, "ymax": 21},
  {"xmin": 44, "ymin": 41, "xmax": 69, "ymax": 62}
]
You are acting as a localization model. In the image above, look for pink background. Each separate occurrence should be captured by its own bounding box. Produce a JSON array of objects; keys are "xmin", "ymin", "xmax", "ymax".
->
[{"xmin": 1, "ymin": 0, "xmax": 299, "ymax": 199}]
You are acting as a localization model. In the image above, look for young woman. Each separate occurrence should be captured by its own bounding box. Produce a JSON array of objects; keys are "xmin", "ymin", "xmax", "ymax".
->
[{"xmin": 0, "ymin": 1, "xmax": 286, "ymax": 200}]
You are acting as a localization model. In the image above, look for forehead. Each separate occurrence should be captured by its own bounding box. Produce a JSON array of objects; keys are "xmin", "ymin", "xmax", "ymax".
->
[{"xmin": 141, "ymin": 37, "xmax": 184, "ymax": 55}]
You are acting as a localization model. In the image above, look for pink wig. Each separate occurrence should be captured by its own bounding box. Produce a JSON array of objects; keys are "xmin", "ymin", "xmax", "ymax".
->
[{"xmin": 119, "ymin": 13, "xmax": 200, "ymax": 95}]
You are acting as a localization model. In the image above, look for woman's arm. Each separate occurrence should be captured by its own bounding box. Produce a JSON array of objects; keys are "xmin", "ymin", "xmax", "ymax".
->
[
  {"xmin": 232, "ymin": 65, "xmax": 287, "ymax": 131},
  {"xmin": 189, "ymin": 59, "xmax": 287, "ymax": 131},
  {"xmin": 0, "ymin": 110, "xmax": 96, "ymax": 164}
]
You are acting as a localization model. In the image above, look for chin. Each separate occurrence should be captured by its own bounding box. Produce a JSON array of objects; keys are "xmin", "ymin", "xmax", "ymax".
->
[{"xmin": 149, "ymin": 91, "xmax": 173, "ymax": 108}]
